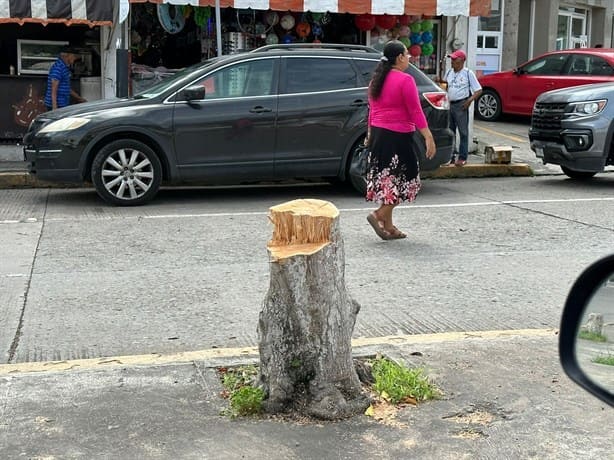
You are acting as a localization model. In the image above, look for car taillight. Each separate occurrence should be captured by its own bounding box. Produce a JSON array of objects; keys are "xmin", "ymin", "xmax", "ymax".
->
[{"xmin": 423, "ymin": 92, "xmax": 449, "ymax": 110}]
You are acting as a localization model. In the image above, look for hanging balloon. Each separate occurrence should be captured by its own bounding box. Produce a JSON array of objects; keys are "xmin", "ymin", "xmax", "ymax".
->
[
  {"xmin": 399, "ymin": 37, "xmax": 411, "ymax": 48},
  {"xmin": 398, "ymin": 25, "xmax": 410, "ymax": 37},
  {"xmin": 421, "ymin": 19, "xmax": 434, "ymax": 31},
  {"xmin": 282, "ymin": 33, "xmax": 295, "ymax": 44},
  {"xmin": 157, "ymin": 4, "xmax": 186, "ymax": 34},
  {"xmin": 312, "ymin": 24, "xmax": 323, "ymax": 37},
  {"xmin": 409, "ymin": 44, "xmax": 422, "ymax": 57},
  {"xmin": 421, "ymin": 31, "xmax": 433, "ymax": 43},
  {"xmin": 280, "ymin": 14, "xmax": 295, "ymax": 31},
  {"xmin": 311, "ymin": 12, "xmax": 324, "ymax": 22},
  {"xmin": 421, "ymin": 43, "xmax": 434, "ymax": 56},
  {"xmin": 410, "ymin": 33, "xmax": 422, "ymax": 45},
  {"xmin": 410, "ymin": 22, "xmax": 422, "ymax": 34},
  {"xmin": 355, "ymin": 14, "xmax": 376, "ymax": 31},
  {"xmin": 264, "ymin": 11, "xmax": 279, "ymax": 26},
  {"xmin": 398, "ymin": 15, "xmax": 410, "ymax": 26},
  {"xmin": 296, "ymin": 22, "xmax": 311, "ymax": 38},
  {"xmin": 375, "ymin": 14, "xmax": 397, "ymax": 30},
  {"xmin": 265, "ymin": 33, "xmax": 279, "ymax": 45}
]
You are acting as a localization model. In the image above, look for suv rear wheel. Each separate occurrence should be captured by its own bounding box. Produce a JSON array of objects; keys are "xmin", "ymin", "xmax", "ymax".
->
[
  {"xmin": 91, "ymin": 140, "xmax": 162, "ymax": 206},
  {"xmin": 476, "ymin": 89, "xmax": 502, "ymax": 121},
  {"xmin": 561, "ymin": 166, "xmax": 597, "ymax": 180}
]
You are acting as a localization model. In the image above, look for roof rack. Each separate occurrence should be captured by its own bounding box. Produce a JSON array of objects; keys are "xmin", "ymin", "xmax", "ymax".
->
[{"xmin": 251, "ymin": 43, "xmax": 380, "ymax": 54}]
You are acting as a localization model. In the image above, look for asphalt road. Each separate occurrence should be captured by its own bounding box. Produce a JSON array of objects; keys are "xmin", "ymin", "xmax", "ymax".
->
[{"xmin": 1, "ymin": 175, "xmax": 613, "ymax": 364}]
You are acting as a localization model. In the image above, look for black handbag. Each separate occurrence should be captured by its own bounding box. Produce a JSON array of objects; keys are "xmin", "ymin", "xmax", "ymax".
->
[{"xmin": 349, "ymin": 144, "xmax": 369, "ymax": 177}]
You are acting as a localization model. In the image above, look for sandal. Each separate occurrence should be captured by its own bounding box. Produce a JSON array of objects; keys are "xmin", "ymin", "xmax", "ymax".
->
[
  {"xmin": 385, "ymin": 226, "xmax": 407, "ymax": 239},
  {"xmin": 367, "ymin": 213, "xmax": 391, "ymax": 240}
]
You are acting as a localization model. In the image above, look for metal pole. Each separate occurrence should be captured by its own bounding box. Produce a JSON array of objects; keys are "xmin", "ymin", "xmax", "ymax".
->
[{"xmin": 215, "ymin": 0, "xmax": 222, "ymax": 56}]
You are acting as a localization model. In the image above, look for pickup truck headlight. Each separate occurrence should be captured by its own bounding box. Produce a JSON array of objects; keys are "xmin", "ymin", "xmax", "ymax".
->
[
  {"xmin": 568, "ymin": 100, "xmax": 607, "ymax": 116},
  {"xmin": 38, "ymin": 117, "xmax": 90, "ymax": 133}
]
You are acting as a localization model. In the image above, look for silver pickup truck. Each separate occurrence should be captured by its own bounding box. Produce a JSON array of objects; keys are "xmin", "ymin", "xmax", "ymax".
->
[{"xmin": 529, "ymin": 82, "xmax": 614, "ymax": 179}]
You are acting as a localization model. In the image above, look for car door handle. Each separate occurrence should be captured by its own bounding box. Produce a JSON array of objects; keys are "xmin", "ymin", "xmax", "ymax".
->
[
  {"xmin": 250, "ymin": 106, "xmax": 273, "ymax": 113},
  {"xmin": 350, "ymin": 100, "xmax": 368, "ymax": 107}
]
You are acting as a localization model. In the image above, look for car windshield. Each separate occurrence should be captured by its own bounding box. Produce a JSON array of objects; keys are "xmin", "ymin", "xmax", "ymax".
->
[{"xmin": 133, "ymin": 57, "xmax": 226, "ymax": 99}]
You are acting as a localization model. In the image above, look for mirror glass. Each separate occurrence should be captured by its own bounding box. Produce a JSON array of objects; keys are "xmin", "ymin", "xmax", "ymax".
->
[{"xmin": 575, "ymin": 271, "xmax": 614, "ymax": 394}]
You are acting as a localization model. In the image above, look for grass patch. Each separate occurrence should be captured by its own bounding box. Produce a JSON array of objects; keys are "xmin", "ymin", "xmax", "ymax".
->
[
  {"xmin": 592, "ymin": 355, "xmax": 614, "ymax": 366},
  {"xmin": 218, "ymin": 365, "xmax": 263, "ymax": 417},
  {"xmin": 370, "ymin": 357, "xmax": 440, "ymax": 404},
  {"xmin": 578, "ymin": 331, "xmax": 607, "ymax": 342}
]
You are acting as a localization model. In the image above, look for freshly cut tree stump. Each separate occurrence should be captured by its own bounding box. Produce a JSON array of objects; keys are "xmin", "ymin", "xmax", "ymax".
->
[{"xmin": 258, "ymin": 199, "xmax": 370, "ymax": 420}]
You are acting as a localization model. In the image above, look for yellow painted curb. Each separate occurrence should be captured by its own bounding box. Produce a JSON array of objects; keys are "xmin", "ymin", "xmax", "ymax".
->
[
  {"xmin": 0, "ymin": 328, "xmax": 556, "ymax": 376},
  {"xmin": 423, "ymin": 163, "xmax": 533, "ymax": 179}
]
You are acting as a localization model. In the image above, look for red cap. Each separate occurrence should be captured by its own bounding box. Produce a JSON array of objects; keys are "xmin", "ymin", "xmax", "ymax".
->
[{"xmin": 448, "ymin": 50, "xmax": 466, "ymax": 60}]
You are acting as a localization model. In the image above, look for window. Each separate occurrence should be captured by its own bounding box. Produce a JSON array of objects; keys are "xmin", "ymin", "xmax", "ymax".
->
[
  {"xmin": 354, "ymin": 59, "xmax": 378, "ymax": 85},
  {"xmin": 523, "ymin": 54, "xmax": 568, "ymax": 75},
  {"xmin": 196, "ymin": 59, "xmax": 275, "ymax": 99},
  {"xmin": 283, "ymin": 58, "xmax": 357, "ymax": 94},
  {"xmin": 557, "ymin": 8, "xmax": 587, "ymax": 50}
]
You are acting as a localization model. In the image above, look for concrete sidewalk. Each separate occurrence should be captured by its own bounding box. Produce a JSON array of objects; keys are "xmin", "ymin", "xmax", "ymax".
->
[
  {"xmin": 0, "ymin": 121, "xmax": 547, "ymax": 189},
  {"xmin": 1, "ymin": 330, "xmax": 612, "ymax": 459}
]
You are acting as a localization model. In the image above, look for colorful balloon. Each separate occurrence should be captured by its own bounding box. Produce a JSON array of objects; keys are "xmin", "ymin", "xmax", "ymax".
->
[
  {"xmin": 410, "ymin": 22, "xmax": 422, "ymax": 34},
  {"xmin": 421, "ymin": 31, "xmax": 433, "ymax": 43},
  {"xmin": 421, "ymin": 19, "xmax": 434, "ymax": 31},
  {"xmin": 399, "ymin": 37, "xmax": 411, "ymax": 48},
  {"xmin": 410, "ymin": 33, "xmax": 422, "ymax": 45},
  {"xmin": 375, "ymin": 14, "xmax": 396, "ymax": 30},
  {"xmin": 398, "ymin": 25, "xmax": 410, "ymax": 37},
  {"xmin": 355, "ymin": 14, "xmax": 376, "ymax": 31},
  {"xmin": 409, "ymin": 44, "xmax": 422, "ymax": 57},
  {"xmin": 421, "ymin": 43, "xmax": 434, "ymax": 56}
]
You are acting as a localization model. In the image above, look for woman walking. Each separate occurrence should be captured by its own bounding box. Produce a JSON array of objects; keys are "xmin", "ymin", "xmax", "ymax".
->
[{"xmin": 365, "ymin": 40, "xmax": 436, "ymax": 240}]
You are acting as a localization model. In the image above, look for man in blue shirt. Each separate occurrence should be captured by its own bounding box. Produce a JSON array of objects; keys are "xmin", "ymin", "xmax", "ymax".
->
[
  {"xmin": 442, "ymin": 50, "xmax": 482, "ymax": 166},
  {"xmin": 44, "ymin": 47, "xmax": 86, "ymax": 111}
]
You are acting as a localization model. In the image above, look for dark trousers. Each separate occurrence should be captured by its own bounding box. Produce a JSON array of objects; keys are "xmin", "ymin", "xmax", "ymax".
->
[{"xmin": 449, "ymin": 101, "xmax": 469, "ymax": 160}]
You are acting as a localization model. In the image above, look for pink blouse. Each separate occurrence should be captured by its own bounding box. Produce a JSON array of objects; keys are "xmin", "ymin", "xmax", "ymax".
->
[{"xmin": 368, "ymin": 70, "xmax": 428, "ymax": 133}]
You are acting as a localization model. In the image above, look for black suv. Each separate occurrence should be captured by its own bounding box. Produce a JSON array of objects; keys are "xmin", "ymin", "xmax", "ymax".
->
[{"xmin": 24, "ymin": 44, "xmax": 453, "ymax": 205}]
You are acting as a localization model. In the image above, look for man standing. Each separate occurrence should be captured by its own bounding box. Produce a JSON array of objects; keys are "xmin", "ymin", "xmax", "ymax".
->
[
  {"xmin": 44, "ymin": 47, "xmax": 87, "ymax": 111},
  {"xmin": 442, "ymin": 50, "xmax": 482, "ymax": 166}
]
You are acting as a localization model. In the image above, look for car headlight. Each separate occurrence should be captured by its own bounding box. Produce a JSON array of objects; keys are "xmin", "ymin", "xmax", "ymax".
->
[
  {"xmin": 38, "ymin": 117, "xmax": 90, "ymax": 133},
  {"xmin": 568, "ymin": 99, "xmax": 607, "ymax": 116}
]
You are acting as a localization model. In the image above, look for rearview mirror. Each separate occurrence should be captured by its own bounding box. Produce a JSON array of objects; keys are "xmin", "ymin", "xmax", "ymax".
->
[
  {"xmin": 559, "ymin": 254, "xmax": 614, "ymax": 407},
  {"xmin": 182, "ymin": 85, "xmax": 206, "ymax": 102}
]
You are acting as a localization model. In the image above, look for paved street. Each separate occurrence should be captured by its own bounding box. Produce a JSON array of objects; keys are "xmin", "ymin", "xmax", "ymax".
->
[{"xmin": 1, "ymin": 118, "xmax": 613, "ymax": 458}]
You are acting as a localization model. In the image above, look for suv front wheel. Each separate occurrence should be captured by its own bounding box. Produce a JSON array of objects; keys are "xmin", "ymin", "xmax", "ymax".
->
[{"xmin": 91, "ymin": 139, "xmax": 162, "ymax": 206}]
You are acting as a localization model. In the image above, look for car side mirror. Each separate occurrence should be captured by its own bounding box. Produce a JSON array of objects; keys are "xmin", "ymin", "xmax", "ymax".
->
[
  {"xmin": 182, "ymin": 85, "xmax": 206, "ymax": 102},
  {"xmin": 559, "ymin": 254, "xmax": 614, "ymax": 407},
  {"xmin": 513, "ymin": 68, "xmax": 522, "ymax": 75}
]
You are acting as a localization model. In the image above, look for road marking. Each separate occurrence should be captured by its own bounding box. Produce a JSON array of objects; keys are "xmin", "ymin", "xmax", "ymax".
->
[
  {"xmin": 1, "ymin": 197, "xmax": 613, "ymax": 224},
  {"xmin": 0, "ymin": 328, "xmax": 556, "ymax": 376},
  {"xmin": 474, "ymin": 124, "xmax": 527, "ymax": 143}
]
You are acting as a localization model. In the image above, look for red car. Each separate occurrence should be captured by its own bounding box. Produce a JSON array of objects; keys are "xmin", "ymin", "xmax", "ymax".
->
[{"xmin": 476, "ymin": 48, "xmax": 614, "ymax": 121}]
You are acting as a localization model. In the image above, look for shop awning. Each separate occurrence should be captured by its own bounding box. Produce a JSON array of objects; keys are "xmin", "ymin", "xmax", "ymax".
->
[
  {"xmin": 129, "ymin": 0, "xmax": 490, "ymax": 17},
  {"xmin": 0, "ymin": 0, "xmax": 114, "ymax": 26}
]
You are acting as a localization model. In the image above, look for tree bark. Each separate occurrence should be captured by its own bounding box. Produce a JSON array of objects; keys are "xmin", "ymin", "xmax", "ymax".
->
[{"xmin": 258, "ymin": 199, "xmax": 370, "ymax": 420}]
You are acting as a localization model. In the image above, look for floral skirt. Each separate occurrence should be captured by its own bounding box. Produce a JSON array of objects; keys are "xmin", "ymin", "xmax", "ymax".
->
[{"xmin": 365, "ymin": 127, "xmax": 421, "ymax": 204}]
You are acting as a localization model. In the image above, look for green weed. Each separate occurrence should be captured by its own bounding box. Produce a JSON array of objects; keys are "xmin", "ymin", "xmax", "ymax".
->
[
  {"xmin": 370, "ymin": 357, "xmax": 439, "ymax": 404},
  {"xmin": 578, "ymin": 331, "xmax": 607, "ymax": 342},
  {"xmin": 592, "ymin": 355, "xmax": 614, "ymax": 366},
  {"xmin": 219, "ymin": 365, "xmax": 263, "ymax": 417}
]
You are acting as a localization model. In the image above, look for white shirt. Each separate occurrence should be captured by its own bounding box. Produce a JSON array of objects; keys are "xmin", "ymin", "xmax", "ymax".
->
[{"xmin": 444, "ymin": 67, "xmax": 482, "ymax": 102}]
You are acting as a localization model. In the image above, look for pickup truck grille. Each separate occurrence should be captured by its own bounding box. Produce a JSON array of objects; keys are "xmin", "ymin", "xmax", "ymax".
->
[{"xmin": 531, "ymin": 102, "xmax": 568, "ymax": 132}]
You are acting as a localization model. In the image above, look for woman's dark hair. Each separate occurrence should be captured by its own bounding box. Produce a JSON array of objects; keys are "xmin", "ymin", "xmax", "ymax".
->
[{"xmin": 369, "ymin": 40, "xmax": 406, "ymax": 99}]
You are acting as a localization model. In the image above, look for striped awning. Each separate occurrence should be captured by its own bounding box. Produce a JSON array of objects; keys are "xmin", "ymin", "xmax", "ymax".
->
[
  {"xmin": 129, "ymin": 0, "xmax": 490, "ymax": 17},
  {"xmin": 0, "ymin": 0, "xmax": 114, "ymax": 26}
]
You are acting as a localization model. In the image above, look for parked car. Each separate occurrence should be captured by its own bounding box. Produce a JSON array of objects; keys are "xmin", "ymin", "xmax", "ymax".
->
[
  {"xmin": 23, "ymin": 43, "xmax": 453, "ymax": 206},
  {"xmin": 528, "ymin": 82, "xmax": 614, "ymax": 179},
  {"xmin": 559, "ymin": 254, "xmax": 614, "ymax": 408},
  {"xmin": 476, "ymin": 48, "xmax": 614, "ymax": 121}
]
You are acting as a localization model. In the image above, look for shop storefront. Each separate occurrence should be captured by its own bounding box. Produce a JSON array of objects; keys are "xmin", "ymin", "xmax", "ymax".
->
[
  {"xmin": 127, "ymin": 0, "xmax": 490, "ymax": 93},
  {"xmin": 0, "ymin": 0, "xmax": 113, "ymax": 140}
]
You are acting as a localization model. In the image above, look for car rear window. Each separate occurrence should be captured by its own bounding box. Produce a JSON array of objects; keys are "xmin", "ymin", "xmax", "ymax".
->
[
  {"xmin": 353, "ymin": 58, "xmax": 436, "ymax": 89},
  {"xmin": 282, "ymin": 57, "xmax": 358, "ymax": 94}
]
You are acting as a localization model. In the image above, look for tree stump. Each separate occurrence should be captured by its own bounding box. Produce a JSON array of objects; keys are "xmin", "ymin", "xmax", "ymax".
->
[{"xmin": 257, "ymin": 199, "xmax": 370, "ymax": 420}]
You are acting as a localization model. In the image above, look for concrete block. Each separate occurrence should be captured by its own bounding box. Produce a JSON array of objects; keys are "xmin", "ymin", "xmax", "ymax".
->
[{"xmin": 485, "ymin": 145, "xmax": 512, "ymax": 164}]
